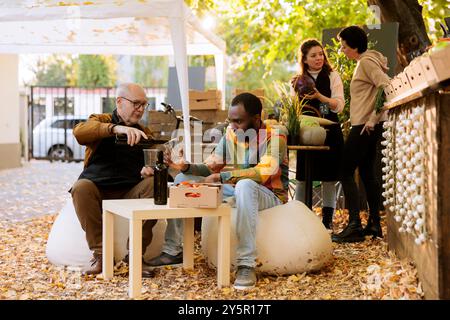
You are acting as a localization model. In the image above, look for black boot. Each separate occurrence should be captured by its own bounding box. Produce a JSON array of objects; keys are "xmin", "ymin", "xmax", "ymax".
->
[
  {"xmin": 363, "ymin": 215, "xmax": 383, "ymax": 238},
  {"xmin": 321, "ymin": 207, "xmax": 334, "ymax": 229},
  {"xmin": 332, "ymin": 219, "xmax": 364, "ymax": 243}
]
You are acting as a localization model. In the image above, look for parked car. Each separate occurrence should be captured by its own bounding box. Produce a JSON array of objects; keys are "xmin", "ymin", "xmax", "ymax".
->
[{"xmin": 32, "ymin": 115, "xmax": 88, "ymax": 161}]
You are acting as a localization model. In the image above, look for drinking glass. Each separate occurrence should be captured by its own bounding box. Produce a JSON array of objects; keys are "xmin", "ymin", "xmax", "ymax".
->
[{"xmin": 143, "ymin": 149, "xmax": 159, "ymax": 168}]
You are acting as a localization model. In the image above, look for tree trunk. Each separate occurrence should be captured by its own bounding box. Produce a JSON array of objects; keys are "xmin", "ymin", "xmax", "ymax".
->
[{"xmin": 367, "ymin": 0, "xmax": 431, "ymax": 70}]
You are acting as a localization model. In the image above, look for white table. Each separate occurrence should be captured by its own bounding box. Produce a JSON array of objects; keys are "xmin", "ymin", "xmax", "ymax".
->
[{"xmin": 102, "ymin": 199, "xmax": 231, "ymax": 298}]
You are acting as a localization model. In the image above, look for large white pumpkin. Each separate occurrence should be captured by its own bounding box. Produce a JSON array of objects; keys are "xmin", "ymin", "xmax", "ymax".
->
[
  {"xmin": 201, "ymin": 200, "xmax": 332, "ymax": 275},
  {"xmin": 46, "ymin": 198, "xmax": 166, "ymax": 268}
]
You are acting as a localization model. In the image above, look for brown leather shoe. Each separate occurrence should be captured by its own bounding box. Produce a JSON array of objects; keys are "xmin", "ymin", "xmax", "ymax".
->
[{"xmin": 83, "ymin": 253, "xmax": 102, "ymax": 275}]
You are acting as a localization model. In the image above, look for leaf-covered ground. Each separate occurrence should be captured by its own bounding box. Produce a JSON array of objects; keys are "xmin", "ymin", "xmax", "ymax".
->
[{"xmin": 0, "ymin": 160, "xmax": 424, "ymax": 300}]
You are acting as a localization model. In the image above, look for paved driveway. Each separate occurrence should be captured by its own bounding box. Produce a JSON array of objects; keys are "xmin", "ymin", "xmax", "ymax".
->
[{"xmin": 0, "ymin": 160, "xmax": 83, "ymax": 222}]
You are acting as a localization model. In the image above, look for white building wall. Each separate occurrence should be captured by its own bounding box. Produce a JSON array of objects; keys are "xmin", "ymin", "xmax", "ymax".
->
[
  {"xmin": 0, "ymin": 54, "xmax": 21, "ymax": 169},
  {"xmin": 0, "ymin": 55, "xmax": 20, "ymax": 144}
]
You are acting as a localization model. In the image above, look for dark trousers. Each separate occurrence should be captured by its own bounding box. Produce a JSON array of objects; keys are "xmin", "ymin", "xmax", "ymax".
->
[
  {"xmin": 71, "ymin": 178, "xmax": 157, "ymax": 255},
  {"xmin": 341, "ymin": 123, "xmax": 383, "ymax": 222}
]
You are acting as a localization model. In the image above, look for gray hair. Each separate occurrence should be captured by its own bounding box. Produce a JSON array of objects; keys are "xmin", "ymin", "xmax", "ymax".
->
[{"xmin": 116, "ymin": 83, "xmax": 132, "ymax": 99}]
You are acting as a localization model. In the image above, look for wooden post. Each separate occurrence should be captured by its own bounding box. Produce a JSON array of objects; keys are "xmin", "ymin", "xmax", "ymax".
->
[
  {"xmin": 217, "ymin": 208, "xmax": 231, "ymax": 288},
  {"xmin": 183, "ymin": 218, "xmax": 194, "ymax": 270},
  {"xmin": 129, "ymin": 218, "xmax": 142, "ymax": 299},
  {"xmin": 102, "ymin": 210, "xmax": 114, "ymax": 280}
]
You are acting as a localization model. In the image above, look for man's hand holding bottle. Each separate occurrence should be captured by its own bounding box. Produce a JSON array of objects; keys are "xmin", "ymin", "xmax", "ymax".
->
[{"xmin": 113, "ymin": 125, "xmax": 148, "ymax": 146}]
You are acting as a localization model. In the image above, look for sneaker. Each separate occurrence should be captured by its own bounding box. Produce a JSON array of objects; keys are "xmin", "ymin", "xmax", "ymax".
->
[
  {"xmin": 144, "ymin": 252, "xmax": 183, "ymax": 267},
  {"xmin": 233, "ymin": 266, "xmax": 256, "ymax": 290}
]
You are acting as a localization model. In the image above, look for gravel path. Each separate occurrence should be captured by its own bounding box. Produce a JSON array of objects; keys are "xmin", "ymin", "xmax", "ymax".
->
[{"xmin": 0, "ymin": 160, "xmax": 83, "ymax": 222}]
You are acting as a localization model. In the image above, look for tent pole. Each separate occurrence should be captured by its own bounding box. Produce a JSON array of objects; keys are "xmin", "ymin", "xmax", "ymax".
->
[
  {"xmin": 169, "ymin": 14, "xmax": 191, "ymax": 162},
  {"xmin": 214, "ymin": 54, "xmax": 226, "ymax": 110}
]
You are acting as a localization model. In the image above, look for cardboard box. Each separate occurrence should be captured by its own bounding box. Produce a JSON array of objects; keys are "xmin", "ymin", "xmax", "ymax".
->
[{"xmin": 168, "ymin": 183, "xmax": 223, "ymax": 208}]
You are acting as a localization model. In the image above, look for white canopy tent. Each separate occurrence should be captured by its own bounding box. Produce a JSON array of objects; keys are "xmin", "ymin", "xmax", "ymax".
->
[{"xmin": 0, "ymin": 0, "xmax": 227, "ymax": 162}]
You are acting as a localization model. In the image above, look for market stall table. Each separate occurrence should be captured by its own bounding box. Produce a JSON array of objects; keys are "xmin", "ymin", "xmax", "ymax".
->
[{"xmin": 288, "ymin": 145, "xmax": 330, "ymax": 209}]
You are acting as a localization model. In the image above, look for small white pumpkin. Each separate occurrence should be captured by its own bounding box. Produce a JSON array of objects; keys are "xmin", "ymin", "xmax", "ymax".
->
[
  {"xmin": 299, "ymin": 126, "xmax": 327, "ymax": 145},
  {"xmin": 298, "ymin": 117, "xmax": 327, "ymax": 145}
]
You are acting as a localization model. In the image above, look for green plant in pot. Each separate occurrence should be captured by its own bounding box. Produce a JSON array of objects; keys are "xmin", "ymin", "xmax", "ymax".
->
[{"xmin": 271, "ymin": 81, "xmax": 307, "ymax": 145}]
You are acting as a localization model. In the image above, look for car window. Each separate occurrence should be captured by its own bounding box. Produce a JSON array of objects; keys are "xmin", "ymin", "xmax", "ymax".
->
[
  {"xmin": 50, "ymin": 119, "xmax": 86, "ymax": 129},
  {"xmin": 50, "ymin": 120, "xmax": 66, "ymax": 129},
  {"xmin": 72, "ymin": 119, "xmax": 86, "ymax": 127}
]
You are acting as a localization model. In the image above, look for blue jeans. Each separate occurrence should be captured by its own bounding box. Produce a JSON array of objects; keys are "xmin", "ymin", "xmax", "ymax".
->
[{"xmin": 162, "ymin": 173, "xmax": 281, "ymax": 268}]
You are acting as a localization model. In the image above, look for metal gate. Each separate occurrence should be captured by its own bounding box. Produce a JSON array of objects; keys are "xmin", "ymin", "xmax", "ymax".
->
[{"xmin": 28, "ymin": 86, "xmax": 166, "ymax": 162}]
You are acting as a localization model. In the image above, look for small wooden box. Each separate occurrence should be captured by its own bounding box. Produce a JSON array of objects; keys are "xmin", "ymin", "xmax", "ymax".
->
[
  {"xmin": 384, "ymin": 83, "xmax": 396, "ymax": 102},
  {"xmin": 417, "ymin": 55, "xmax": 438, "ymax": 85},
  {"xmin": 417, "ymin": 45, "xmax": 450, "ymax": 85},
  {"xmin": 427, "ymin": 44, "xmax": 450, "ymax": 83},
  {"xmin": 391, "ymin": 76, "xmax": 404, "ymax": 96},
  {"xmin": 410, "ymin": 57, "xmax": 430, "ymax": 87},
  {"xmin": 399, "ymin": 72, "xmax": 412, "ymax": 92},
  {"xmin": 404, "ymin": 62, "xmax": 424, "ymax": 90}
]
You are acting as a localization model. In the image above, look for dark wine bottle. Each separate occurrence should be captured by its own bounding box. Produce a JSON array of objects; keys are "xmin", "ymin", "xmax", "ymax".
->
[
  {"xmin": 115, "ymin": 134, "xmax": 154, "ymax": 149},
  {"xmin": 154, "ymin": 150, "xmax": 168, "ymax": 205}
]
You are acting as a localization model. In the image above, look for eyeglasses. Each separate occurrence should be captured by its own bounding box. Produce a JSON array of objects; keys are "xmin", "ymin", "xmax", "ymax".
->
[{"xmin": 120, "ymin": 96, "xmax": 150, "ymax": 110}]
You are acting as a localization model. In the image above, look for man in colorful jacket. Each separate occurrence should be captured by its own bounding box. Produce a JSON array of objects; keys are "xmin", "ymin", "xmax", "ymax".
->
[
  {"xmin": 71, "ymin": 83, "xmax": 156, "ymax": 275},
  {"xmin": 147, "ymin": 92, "xmax": 289, "ymax": 290}
]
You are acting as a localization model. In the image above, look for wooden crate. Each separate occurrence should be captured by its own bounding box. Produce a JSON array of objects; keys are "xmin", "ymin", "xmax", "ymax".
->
[
  {"xmin": 189, "ymin": 89, "xmax": 221, "ymax": 100},
  {"xmin": 146, "ymin": 111, "xmax": 177, "ymax": 140},
  {"xmin": 189, "ymin": 99, "xmax": 221, "ymax": 110},
  {"xmin": 385, "ymin": 91, "xmax": 450, "ymax": 299},
  {"xmin": 233, "ymin": 88, "xmax": 265, "ymax": 102},
  {"xmin": 147, "ymin": 109, "xmax": 229, "ymax": 143},
  {"xmin": 189, "ymin": 89, "xmax": 222, "ymax": 110}
]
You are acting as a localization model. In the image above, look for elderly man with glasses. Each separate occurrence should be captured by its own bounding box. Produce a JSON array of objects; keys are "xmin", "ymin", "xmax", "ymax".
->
[{"xmin": 70, "ymin": 83, "xmax": 156, "ymax": 276}]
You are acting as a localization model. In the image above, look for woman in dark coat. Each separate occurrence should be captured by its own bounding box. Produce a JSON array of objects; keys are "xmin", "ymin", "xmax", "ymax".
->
[{"xmin": 291, "ymin": 39, "xmax": 345, "ymax": 229}]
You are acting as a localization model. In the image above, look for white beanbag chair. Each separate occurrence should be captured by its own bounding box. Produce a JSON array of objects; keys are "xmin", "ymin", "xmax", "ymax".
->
[
  {"xmin": 201, "ymin": 200, "xmax": 332, "ymax": 275},
  {"xmin": 46, "ymin": 198, "xmax": 166, "ymax": 268}
]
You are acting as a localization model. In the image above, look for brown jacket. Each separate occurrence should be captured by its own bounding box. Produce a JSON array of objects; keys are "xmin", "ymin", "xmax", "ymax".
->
[{"xmin": 73, "ymin": 112, "xmax": 152, "ymax": 167}]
